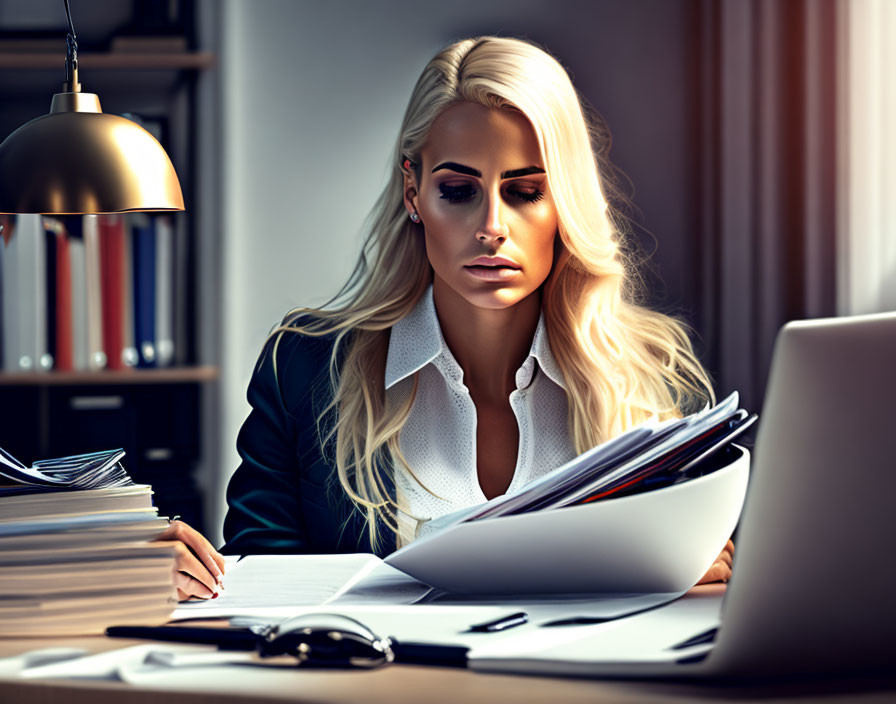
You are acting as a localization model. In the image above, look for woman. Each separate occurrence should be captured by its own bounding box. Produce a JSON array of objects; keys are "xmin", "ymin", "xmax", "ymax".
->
[{"xmin": 164, "ymin": 36, "xmax": 734, "ymax": 600}]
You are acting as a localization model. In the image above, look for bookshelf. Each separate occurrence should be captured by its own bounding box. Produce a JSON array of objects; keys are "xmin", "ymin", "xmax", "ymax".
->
[
  {"xmin": 0, "ymin": 1, "xmax": 221, "ymax": 536},
  {"xmin": 0, "ymin": 51, "xmax": 215, "ymax": 70},
  {"xmin": 0, "ymin": 366, "xmax": 218, "ymax": 386}
]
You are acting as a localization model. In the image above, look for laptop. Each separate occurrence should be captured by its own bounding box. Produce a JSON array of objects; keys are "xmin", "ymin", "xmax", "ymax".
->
[{"xmin": 469, "ymin": 311, "xmax": 896, "ymax": 679}]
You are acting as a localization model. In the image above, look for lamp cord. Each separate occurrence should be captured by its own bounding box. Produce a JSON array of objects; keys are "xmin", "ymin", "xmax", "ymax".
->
[
  {"xmin": 63, "ymin": 0, "xmax": 78, "ymax": 60},
  {"xmin": 62, "ymin": 0, "xmax": 80, "ymax": 92}
]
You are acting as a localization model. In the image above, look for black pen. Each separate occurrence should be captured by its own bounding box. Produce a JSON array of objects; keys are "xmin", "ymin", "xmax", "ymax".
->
[
  {"xmin": 541, "ymin": 616, "xmax": 610, "ymax": 627},
  {"xmin": 466, "ymin": 611, "xmax": 528, "ymax": 633},
  {"xmin": 106, "ymin": 625, "xmax": 260, "ymax": 650}
]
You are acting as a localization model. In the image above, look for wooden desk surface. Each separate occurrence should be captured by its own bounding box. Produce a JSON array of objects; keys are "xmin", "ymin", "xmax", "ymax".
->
[{"xmin": 1, "ymin": 631, "xmax": 894, "ymax": 704}]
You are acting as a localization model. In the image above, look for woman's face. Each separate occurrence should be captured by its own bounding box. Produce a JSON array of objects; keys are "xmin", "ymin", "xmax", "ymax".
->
[{"xmin": 405, "ymin": 102, "xmax": 558, "ymax": 311}]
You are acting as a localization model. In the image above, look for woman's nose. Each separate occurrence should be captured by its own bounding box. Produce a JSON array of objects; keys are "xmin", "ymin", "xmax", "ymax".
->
[{"xmin": 475, "ymin": 190, "xmax": 509, "ymax": 243}]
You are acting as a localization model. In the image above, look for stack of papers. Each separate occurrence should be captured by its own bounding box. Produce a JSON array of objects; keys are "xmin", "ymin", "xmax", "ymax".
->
[
  {"xmin": 425, "ymin": 392, "xmax": 755, "ymax": 533},
  {"xmin": 0, "ymin": 446, "xmax": 175, "ymax": 636}
]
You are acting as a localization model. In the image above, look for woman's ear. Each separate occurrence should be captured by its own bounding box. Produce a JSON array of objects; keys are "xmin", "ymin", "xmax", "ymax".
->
[
  {"xmin": 403, "ymin": 170, "xmax": 420, "ymax": 222},
  {"xmin": 401, "ymin": 159, "xmax": 420, "ymax": 222}
]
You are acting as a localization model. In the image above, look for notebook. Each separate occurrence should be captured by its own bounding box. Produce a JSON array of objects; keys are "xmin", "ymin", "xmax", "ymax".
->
[{"xmin": 470, "ymin": 310, "xmax": 896, "ymax": 679}]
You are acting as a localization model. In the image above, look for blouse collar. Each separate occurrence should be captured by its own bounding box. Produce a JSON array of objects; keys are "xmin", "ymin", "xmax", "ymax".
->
[{"xmin": 384, "ymin": 285, "xmax": 567, "ymax": 392}]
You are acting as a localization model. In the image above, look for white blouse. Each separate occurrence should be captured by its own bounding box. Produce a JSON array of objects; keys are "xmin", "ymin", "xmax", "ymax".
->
[{"xmin": 386, "ymin": 286, "xmax": 576, "ymax": 547}]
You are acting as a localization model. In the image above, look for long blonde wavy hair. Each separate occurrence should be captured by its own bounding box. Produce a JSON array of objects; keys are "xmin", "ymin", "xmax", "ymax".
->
[{"xmin": 267, "ymin": 36, "xmax": 714, "ymax": 553}]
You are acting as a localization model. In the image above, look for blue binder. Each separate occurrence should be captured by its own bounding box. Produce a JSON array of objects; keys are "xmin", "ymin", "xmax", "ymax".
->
[{"xmin": 131, "ymin": 216, "xmax": 157, "ymax": 368}]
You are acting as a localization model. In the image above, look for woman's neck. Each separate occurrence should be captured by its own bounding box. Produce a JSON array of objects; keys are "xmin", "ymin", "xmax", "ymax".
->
[{"xmin": 432, "ymin": 278, "xmax": 541, "ymax": 402}]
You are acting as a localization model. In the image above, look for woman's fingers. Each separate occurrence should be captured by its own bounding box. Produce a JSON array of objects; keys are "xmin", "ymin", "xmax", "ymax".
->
[
  {"xmin": 173, "ymin": 541, "xmax": 219, "ymax": 595},
  {"xmin": 156, "ymin": 539, "xmax": 218, "ymax": 598},
  {"xmin": 696, "ymin": 559, "xmax": 732, "ymax": 585},
  {"xmin": 718, "ymin": 540, "xmax": 734, "ymax": 569},
  {"xmin": 696, "ymin": 540, "xmax": 736, "ymax": 585},
  {"xmin": 173, "ymin": 569, "xmax": 215, "ymax": 600},
  {"xmin": 168, "ymin": 520, "xmax": 226, "ymax": 584},
  {"xmin": 157, "ymin": 520, "xmax": 226, "ymax": 587},
  {"xmin": 174, "ymin": 521, "xmax": 225, "ymax": 578},
  {"xmin": 153, "ymin": 520, "xmax": 226, "ymax": 601}
]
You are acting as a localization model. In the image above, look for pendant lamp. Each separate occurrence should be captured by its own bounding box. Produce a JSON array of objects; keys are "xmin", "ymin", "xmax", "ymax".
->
[{"xmin": 0, "ymin": 0, "xmax": 184, "ymax": 215}]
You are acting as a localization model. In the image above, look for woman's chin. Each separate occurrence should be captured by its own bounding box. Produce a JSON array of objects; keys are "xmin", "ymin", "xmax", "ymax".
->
[{"xmin": 455, "ymin": 282, "xmax": 539, "ymax": 312}]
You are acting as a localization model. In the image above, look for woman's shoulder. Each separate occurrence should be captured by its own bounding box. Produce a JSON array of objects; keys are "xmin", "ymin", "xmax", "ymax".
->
[
  {"xmin": 252, "ymin": 313, "xmax": 345, "ymax": 418},
  {"xmin": 264, "ymin": 313, "xmax": 339, "ymax": 367}
]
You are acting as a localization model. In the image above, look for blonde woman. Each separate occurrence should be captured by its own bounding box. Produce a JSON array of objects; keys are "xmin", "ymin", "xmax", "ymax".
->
[{"xmin": 164, "ymin": 36, "xmax": 734, "ymax": 599}]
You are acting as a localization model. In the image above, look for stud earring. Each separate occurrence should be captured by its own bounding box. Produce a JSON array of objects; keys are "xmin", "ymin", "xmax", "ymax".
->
[{"xmin": 409, "ymin": 212, "xmax": 420, "ymax": 223}]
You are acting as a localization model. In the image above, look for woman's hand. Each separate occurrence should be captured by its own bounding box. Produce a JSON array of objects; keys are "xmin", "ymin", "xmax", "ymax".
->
[
  {"xmin": 697, "ymin": 539, "xmax": 734, "ymax": 585},
  {"xmin": 155, "ymin": 520, "xmax": 226, "ymax": 600}
]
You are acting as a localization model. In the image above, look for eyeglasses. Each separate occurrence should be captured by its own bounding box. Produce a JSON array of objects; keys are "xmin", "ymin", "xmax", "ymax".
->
[
  {"xmin": 109, "ymin": 613, "xmax": 468, "ymax": 669},
  {"xmin": 257, "ymin": 613, "xmax": 395, "ymax": 669}
]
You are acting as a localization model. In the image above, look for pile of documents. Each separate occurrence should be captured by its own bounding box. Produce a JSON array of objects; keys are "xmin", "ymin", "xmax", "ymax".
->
[
  {"xmin": 0, "ymin": 446, "xmax": 175, "ymax": 636},
  {"xmin": 429, "ymin": 391, "xmax": 754, "ymax": 531}
]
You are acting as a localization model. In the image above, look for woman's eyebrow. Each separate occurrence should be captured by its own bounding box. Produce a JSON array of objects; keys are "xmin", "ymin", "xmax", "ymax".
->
[
  {"xmin": 431, "ymin": 162, "xmax": 546, "ymax": 179},
  {"xmin": 501, "ymin": 166, "xmax": 545, "ymax": 179},
  {"xmin": 432, "ymin": 162, "xmax": 480, "ymax": 176}
]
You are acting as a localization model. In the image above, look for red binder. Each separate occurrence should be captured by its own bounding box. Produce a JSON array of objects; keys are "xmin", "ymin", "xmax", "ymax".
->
[
  {"xmin": 98, "ymin": 215, "xmax": 126, "ymax": 370},
  {"xmin": 54, "ymin": 229, "xmax": 73, "ymax": 371}
]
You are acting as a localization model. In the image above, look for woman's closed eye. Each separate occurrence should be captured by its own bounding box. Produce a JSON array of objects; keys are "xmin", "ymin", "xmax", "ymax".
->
[
  {"xmin": 439, "ymin": 183, "xmax": 476, "ymax": 203},
  {"xmin": 438, "ymin": 183, "xmax": 546, "ymax": 204}
]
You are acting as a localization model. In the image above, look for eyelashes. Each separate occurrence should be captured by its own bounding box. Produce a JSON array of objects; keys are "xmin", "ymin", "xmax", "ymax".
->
[
  {"xmin": 438, "ymin": 183, "xmax": 545, "ymax": 204},
  {"xmin": 439, "ymin": 184, "xmax": 476, "ymax": 203}
]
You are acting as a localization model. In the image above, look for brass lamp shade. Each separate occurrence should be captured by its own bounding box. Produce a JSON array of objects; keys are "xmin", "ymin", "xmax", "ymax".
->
[{"xmin": 0, "ymin": 92, "xmax": 184, "ymax": 215}]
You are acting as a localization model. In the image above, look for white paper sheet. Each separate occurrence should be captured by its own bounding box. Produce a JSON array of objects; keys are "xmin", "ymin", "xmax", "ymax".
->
[
  {"xmin": 0, "ymin": 647, "xmax": 87, "ymax": 678},
  {"xmin": 325, "ymin": 560, "xmax": 434, "ymax": 605},
  {"xmin": 171, "ymin": 553, "xmax": 382, "ymax": 620},
  {"xmin": 19, "ymin": 644, "xmax": 206, "ymax": 680},
  {"xmin": 469, "ymin": 590, "xmax": 725, "ymax": 676}
]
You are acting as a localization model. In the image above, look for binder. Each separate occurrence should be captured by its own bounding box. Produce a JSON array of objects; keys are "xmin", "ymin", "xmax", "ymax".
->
[
  {"xmin": 154, "ymin": 215, "xmax": 174, "ymax": 367},
  {"xmin": 43, "ymin": 224, "xmax": 56, "ymax": 370},
  {"xmin": 83, "ymin": 215, "xmax": 106, "ymax": 370},
  {"xmin": 69, "ymin": 228, "xmax": 89, "ymax": 370},
  {"xmin": 98, "ymin": 215, "xmax": 127, "ymax": 370},
  {"xmin": 131, "ymin": 214, "xmax": 157, "ymax": 367},
  {"xmin": 12, "ymin": 215, "xmax": 46, "ymax": 372},
  {"xmin": 121, "ymin": 217, "xmax": 138, "ymax": 367},
  {"xmin": 0, "ymin": 218, "xmax": 18, "ymax": 371}
]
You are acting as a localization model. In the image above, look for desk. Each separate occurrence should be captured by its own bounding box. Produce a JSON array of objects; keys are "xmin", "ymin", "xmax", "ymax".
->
[
  {"xmin": 2, "ymin": 634, "xmax": 895, "ymax": 703},
  {"xmin": 0, "ymin": 659, "xmax": 894, "ymax": 704},
  {"xmin": 1, "ymin": 587, "xmax": 894, "ymax": 704}
]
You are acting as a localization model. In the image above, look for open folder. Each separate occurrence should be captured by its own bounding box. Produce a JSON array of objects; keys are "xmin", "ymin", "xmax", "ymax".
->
[{"xmin": 385, "ymin": 393, "xmax": 754, "ymax": 595}]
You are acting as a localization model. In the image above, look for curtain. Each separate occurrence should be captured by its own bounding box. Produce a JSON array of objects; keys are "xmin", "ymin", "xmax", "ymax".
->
[
  {"xmin": 696, "ymin": 0, "xmax": 838, "ymax": 413},
  {"xmin": 838, "ymin": 0, "xmax": 896, "ymax": 316}
]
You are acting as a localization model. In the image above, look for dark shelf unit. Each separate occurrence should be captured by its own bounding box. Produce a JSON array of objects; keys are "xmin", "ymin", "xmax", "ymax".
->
[{"xmin": 0, "ymin": 6, "xmax": 219, "ymax": 535}]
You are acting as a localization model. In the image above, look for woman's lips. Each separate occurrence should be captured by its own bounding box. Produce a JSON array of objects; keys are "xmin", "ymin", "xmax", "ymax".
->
[
  {"xmin": 463, "ymin": 257, "xmax": 522, "ymax": 281},
  {"xmin": 465, "ymin": 267, "xmax": 521, "ymax": 281},
  {"xmin": 467, "ymin": 256, "xmax": 520, "ymax": 268}
]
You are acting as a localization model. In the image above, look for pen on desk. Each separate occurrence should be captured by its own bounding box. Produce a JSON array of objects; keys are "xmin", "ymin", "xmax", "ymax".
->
[
  {"xmin": 466, "ymin": 611, "xmax": 528, "ymax": 633},
  {"xmin": 106, "ymin": 625, "xmax": 259, "ymax": 650},
  {"xmin": 541, "ymin": 616, "xmax": 611, "ymax": 627}
]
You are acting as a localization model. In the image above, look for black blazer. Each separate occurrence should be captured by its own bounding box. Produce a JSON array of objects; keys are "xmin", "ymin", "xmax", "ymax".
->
[{"xmin": 221, "ymin": 326, "xmax": 397, "ymax": 557}]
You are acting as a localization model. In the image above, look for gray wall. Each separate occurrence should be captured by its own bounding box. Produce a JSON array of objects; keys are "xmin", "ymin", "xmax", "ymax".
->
[{"xmin": 217, "ymin": 0, "xmax": 698, "ymax": 543}]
